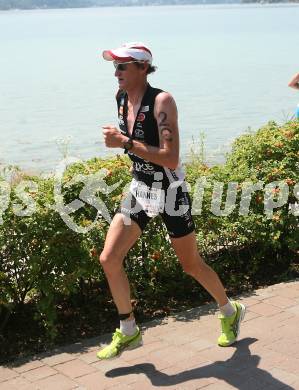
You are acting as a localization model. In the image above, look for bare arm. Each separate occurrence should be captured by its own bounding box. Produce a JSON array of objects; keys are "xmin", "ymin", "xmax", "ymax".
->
[
  {"xmin": 288, "ymin": 72, "xmax": 299, "ymax": 90},
  {"xmin": 155, "ymin": 92, "xmax": 179, "ymax": 169},
  {"xmin": 102, "ymin": 92, "xmax": 180, "ymax": 170}
]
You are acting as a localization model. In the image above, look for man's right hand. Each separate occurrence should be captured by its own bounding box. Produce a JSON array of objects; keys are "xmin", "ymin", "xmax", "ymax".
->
[{"xmin": 102, "ymin": 125, "xmax": 127, "ymax": 148}]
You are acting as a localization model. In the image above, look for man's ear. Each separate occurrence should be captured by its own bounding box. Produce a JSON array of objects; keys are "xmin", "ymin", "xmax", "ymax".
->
[
  {"xmin": 137, "ymin": 62, "xmax": 148, "ymax": 74},
  {"xmin": 143, "ymin": 63, "xmax": 149, "ymax": 73}
]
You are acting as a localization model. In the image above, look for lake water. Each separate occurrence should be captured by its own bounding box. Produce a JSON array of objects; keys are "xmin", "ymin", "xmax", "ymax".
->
[{"xmin": 0, "ymin": 3, "xmax": 299, "ymax": 173}]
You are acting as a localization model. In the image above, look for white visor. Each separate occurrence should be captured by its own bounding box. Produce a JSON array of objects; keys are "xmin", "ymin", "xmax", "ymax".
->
[{"xmin": 102, "ymin": 42, "xmax": 153, "ymax": 65}]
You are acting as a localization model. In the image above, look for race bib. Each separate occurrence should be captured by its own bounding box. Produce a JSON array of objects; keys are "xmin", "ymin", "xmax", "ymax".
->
[{"xmin": 129, "ymin": 179, "xmax": 165, "ymax": 217}]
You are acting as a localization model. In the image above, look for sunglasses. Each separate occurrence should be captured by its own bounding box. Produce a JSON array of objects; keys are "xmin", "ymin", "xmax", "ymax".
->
[{"xmin": 113, "ymin": 61, "xmax": 141, "ymax": 71}]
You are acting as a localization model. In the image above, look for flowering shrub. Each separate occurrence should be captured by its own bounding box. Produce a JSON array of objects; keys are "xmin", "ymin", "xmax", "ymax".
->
[
  {"xmin": 0, "ymin": 121, "xmax": 298, "ymax": 343},
  {"xmin": 187, "ymin": 120, "xmax": 298, "ymax": 288}
]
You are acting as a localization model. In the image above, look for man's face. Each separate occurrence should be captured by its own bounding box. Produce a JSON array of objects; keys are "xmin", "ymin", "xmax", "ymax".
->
[{"xmin": 113, "ymin": 60, "xmax": 145, "ymax": 89}]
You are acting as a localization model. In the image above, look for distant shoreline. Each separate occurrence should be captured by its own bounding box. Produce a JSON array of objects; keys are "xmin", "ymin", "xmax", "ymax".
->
[
  {"xmin": 1, "ymin": 2, "xmax": 299, "ymax": 12},
  {"xmin": 2, "ymin": 4, "xmax": 234, "ymax": 12}
]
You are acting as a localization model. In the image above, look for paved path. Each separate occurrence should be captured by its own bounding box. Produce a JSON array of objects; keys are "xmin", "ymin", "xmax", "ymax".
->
[{"xmin": 1, "ymin": 280, "xmax": 299, "ymax": 390}]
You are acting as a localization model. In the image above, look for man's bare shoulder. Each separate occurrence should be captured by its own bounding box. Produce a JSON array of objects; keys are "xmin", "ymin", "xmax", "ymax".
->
[
  {"xmin": 155, "ymin": 92, "xmax": 178, "ymax": 117},
  {"xmin": 155, "ymin": 91, "xmax": 176, "ymax": 105}
]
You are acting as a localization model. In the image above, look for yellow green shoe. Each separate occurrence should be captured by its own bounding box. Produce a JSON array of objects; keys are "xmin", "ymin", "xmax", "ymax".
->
[
  {"xmin": 96, "ymin": 327, "xmax": 142, "ymax": 360},
  {"xmin": 217, "ymin": 301, "xmax": 246, "ymax": 347}
]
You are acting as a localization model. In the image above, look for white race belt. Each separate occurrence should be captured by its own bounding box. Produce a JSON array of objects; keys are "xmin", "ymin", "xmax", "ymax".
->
[{"xmin": 129, "ymin": 179, "xmax": 165, "ymax": 217}]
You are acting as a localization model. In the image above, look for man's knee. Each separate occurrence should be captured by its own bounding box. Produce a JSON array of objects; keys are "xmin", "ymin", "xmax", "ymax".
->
[
  {"xmin": 180, "ymin": 254, "xmax": 206, "ymax": 276},
  {"xmin": 99, "ymin": 251, "xmax": 108, "ymax": 266},
  {"xmin": 181, "ymin": 262, "xmax": 196, "ymax": 276},
  {"xmin": 99, "ymin": 250, "xmax": 122, "ymax": 273}
]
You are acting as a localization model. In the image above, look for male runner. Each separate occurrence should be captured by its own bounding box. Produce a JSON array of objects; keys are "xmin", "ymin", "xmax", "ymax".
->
[{"xmin": 97, "ymin": 42, "xmax": 246, "ymax": 360}]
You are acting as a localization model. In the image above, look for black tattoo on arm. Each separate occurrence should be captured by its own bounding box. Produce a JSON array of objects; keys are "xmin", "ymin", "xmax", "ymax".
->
[
  {"xmin": 161, "ymin": 127, "xmax": 173, "ymax": 142},
  {"xmin": 158, "ymin": 112, "xmax": 173, "ymax": 142},
  {"xmin": 158, "ymin": 112, "xmax": 167, "ymax": 126}
]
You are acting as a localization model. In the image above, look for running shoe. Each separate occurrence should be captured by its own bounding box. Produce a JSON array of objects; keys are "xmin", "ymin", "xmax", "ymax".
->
[
  {"xmin": 217, "ymin": 301, "xmax": 246, "ymax": 347},
  {"xmin": 96, "ymin": 327, "xmax": 142, "ymax": 360}
]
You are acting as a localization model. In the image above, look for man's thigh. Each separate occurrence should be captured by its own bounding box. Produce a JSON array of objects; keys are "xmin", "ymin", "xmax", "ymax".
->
[
  {"xmin": 170, "ymin": 231, "xmax": 204, "ymax": 267},
  {"xmin": 102, "ymin": 213, "xmax": 142, "ymax": 259}
]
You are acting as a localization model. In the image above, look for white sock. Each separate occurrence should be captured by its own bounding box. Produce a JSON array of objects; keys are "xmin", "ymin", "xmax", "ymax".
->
[
  {"xmin": 220, "ymin": 300, "xmax": 236, "ymax": 317},
  {"xmin": 120, "ymin": 318, "xmax": 137, "ymax": 336}
]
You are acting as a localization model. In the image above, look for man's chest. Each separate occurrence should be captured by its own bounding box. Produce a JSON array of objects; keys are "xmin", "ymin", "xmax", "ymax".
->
[{"xmin": 126, "ymin": 109, "xmax": 137, "ymax": 137}]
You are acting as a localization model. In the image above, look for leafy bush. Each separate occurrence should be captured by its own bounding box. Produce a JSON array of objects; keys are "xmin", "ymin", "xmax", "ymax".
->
[
  {"xmin": 188, "ymin": 121, "xmax": 298, "ymax": 286},
  {"xmin": 0, "ymin": 121, "xmax": 298, "ymax": 349}
]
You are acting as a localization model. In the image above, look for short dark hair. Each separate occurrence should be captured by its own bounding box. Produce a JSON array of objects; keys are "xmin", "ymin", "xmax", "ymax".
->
[{"xmin": 135, "ymin": 62, "xmax": 157, "ymax": 75}]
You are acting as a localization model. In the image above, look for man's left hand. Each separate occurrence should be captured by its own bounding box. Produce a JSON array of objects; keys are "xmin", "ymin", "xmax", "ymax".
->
[{"xmin": 102, "ymin": 126, "xmax": 125, "ymax": 148}]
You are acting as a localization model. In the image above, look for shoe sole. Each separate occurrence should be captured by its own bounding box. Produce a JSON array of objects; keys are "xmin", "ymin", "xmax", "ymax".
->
[
  {"xmin": 236, "ymin": 303, "xmax": 246, "ymax": 338},
  {"xmin": 219, "ymin": 303, "xmax": 246, "ymax": 347},
  {"xmin": 127, "ymin": 339, "xmax": 143, "ymax": 350}
]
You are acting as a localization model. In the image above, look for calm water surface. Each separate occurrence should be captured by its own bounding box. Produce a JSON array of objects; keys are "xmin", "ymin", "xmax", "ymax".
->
[{"xmin": 0, "ymin": 4, "xmax": 298, "ymax": 172}]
